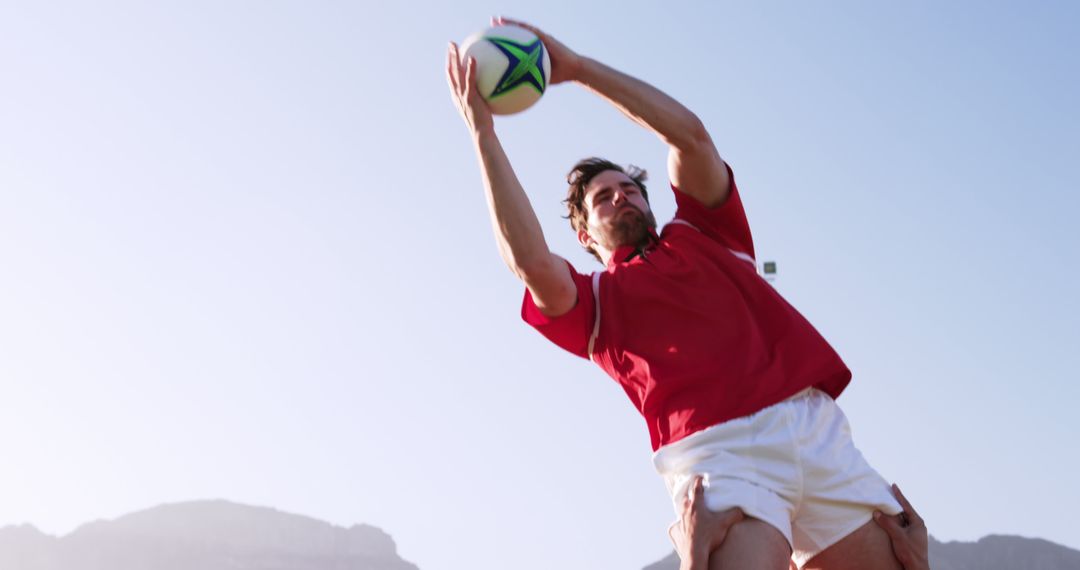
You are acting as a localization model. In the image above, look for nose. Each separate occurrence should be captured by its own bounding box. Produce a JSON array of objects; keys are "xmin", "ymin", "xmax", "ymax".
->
[{"xmin": 612, "ymin": 189, "xmax": 627, "ymax": 205}]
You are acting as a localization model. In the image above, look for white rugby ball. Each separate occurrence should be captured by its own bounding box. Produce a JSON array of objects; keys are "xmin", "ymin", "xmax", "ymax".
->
[{"xmin": 460, "ymin": 25, "xmax": 551, "ymax": 115}]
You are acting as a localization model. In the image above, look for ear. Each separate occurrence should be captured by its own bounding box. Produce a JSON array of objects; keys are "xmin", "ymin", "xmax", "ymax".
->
[{"xmin": 577, "ymin": 226, "xmax": 594, "ymax": 249}]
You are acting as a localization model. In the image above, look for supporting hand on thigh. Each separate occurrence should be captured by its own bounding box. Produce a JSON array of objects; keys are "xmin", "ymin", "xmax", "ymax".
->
[
  {"xmin": 873, "ymin": 484, "xmax": 929, "ymax": 570},
  {"xmin": 668, "ymin": 476, "xmax": 745, "ymax": 570}
]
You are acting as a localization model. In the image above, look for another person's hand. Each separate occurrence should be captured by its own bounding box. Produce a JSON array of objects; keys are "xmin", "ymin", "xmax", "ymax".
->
[
  {"xmin": 445, "ymin": 42, "xmax": 493, "ymax": 134},
  {"xmin": 873, "ymin": 484, "xmax": 930, "ymax": 570},
  {"xmin": 668, "ymin": 476, "xmax": 744, "ymax": 570},
  {"xmin": 492, "ymin": 16, "xmax": 584, "ymax": 84}
]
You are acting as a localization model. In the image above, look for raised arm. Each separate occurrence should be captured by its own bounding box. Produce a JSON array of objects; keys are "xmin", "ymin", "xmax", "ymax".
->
[
  {"xmin": 497, "ymin": 17, "xmax": 731, "ymax": 208},
  {"xmin": 446, "ymin": 43, "xmax": 576, "ymax": 317}
]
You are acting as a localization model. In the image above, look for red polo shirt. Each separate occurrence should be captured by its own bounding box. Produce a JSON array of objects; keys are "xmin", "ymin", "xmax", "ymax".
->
[{"xmin": 521, "ymin": 168, "xmax": 852, "ymax": 451}]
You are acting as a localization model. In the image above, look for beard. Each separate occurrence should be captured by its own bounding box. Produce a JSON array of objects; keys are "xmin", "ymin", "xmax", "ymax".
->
[{"xmin": 596, "ymin": 205, "xmax": 658, "ymax": 252}]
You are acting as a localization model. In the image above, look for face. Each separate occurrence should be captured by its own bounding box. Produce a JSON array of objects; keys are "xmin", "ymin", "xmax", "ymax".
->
[{"xmin": 580, "ymin": 169, "xmax": 656, "ymax": 255}]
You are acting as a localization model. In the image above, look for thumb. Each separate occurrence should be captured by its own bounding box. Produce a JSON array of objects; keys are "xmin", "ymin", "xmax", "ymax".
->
[
  {"xmin": 873, "ymin": 510, "xmax": 904, "ymax": 540},
  {"xmin": 716, "ymin": 508, "xmax": 744, "ymax": 532}
]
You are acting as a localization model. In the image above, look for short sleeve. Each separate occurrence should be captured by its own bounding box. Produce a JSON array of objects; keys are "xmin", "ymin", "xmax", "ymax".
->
[
  {"xmin": 671, "ymin": 163, "xmax": 756, "ymax": 259},
  {"xmin": 521, "ymin": 262, "xmax": 595, "ymax": 359}
]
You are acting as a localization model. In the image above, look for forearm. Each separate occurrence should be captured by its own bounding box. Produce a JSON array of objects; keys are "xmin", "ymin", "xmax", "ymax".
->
[
  {"xmin": 472, "ymin": 127, "xmax": 553, "ymax": 276},
  {"xmin": 574, "ymin": 57, "xmax": 706, "ymax": 148}
]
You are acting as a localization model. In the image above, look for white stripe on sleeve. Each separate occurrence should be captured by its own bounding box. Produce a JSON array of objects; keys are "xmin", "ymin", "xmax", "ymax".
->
[
  {"xmin": 668, "ymin": 218, "xmax": 757, "ymax": 270},
  {"xmin": 587, "ymin": 272, "xmax": 602, "ymax": 360}
]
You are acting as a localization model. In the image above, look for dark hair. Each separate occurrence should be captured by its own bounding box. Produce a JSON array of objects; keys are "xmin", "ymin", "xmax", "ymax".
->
[{"xmin": 563, "ymin": 157, "xmax": 649, "ymax": 262}]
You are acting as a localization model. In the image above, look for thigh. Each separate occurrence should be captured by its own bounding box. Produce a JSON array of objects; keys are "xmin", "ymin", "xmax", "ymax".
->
[
  {"xmin": 792, "ymin": 393, "xmax": 902, "ymax": 566},
  {"xmin": 708, "ymin": 517, "xmax": 791, "ymax": 570},
  {"xmin": 801, "ymin": 521, "xmax": 902, "ymax": 570}
]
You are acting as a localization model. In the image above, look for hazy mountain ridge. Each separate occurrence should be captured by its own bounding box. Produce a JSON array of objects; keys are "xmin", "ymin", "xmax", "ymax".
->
[
  {"xmin": 929, "ymin": 535, "xmax": 1080, "ymax": 570},
  {"xmin": 6, "ymin": 503, "xmax": 1079, "ymax": 570},
  {"xmin": 0, "ymin": 500, "xmax": 417, "ymax": 570},
  {"xmin": 643, "ymin": 534, "xmax": 1080, "ymax": 570}
]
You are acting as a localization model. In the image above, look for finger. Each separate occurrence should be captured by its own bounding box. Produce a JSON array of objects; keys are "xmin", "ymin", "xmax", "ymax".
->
[
  {"xmin": 718, "ymin": 507, "xmax": 744, "ymax": 526},
  {"xmin": 448, "ymin": 43, "xmax": 464, "ymax": 94},
  {"xmin": 873, "ymin": 510, "xmax": 904, "ymax": 540},
  {"xmin": 497, "ymin": 16, "xmax": 543, "ymax": 36},
  {"xmin": 710, "ymin": 507, "xmax": 744, "ymax": 540},
  {"xmin": 464, "ymin": 56, "xmax": 478, "ymax": 100},
  {"xmin": 689, "ymin": 476, "xmax": 703, "ymax": 508},
  {"xmin": 446, "ymin": 45, "xmax": 460, "ymax": 93},
  {"xmin": 668, "ymin": 521, "xmax": 681, "ymax": 542},
  {"xmin": 892, "ymin": 484, "xmax": 922, "ymax": 522}
]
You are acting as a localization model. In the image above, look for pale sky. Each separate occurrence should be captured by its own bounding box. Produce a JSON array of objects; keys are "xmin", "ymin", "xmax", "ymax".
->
[{"xmin": 1, "ymin": 2, "xmax": 1078, "ymax": 570}]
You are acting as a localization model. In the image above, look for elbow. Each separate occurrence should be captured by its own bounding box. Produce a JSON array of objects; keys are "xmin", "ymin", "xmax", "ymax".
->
[
  {"xmin": 689, "ymin": 116, "xmax": 712, "ymax": 146},
  {"xmin": 496, "ymin": 237, "xmax": 552, "ymax": 283},
  {"xmin": 513, "ymin": 255, "xmax": 557, "ymax": 284},
  {"xmin": 666, "ymin": 114, "xmax": 712, "ymax": 151}
]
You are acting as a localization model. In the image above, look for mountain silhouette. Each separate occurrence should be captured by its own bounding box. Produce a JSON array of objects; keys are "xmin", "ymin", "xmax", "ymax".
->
[
  {"xmin": 7, "ymin": 502, "xmax": 1079, "ymax": 570},
  {"xmin": 0, "ymin": 500, "xmax": 418, "ymax": 570}
]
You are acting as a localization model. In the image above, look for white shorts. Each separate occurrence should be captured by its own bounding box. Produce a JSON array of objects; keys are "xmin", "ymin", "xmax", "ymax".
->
[{"xmin": 653, "ymin": 388, "xmax": 902, "ymax": 568}]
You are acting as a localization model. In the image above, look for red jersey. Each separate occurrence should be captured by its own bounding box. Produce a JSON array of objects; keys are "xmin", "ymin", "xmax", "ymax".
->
[{"xmin": 521, "ymin": 168, "xmax": 852, "ymax": 451}]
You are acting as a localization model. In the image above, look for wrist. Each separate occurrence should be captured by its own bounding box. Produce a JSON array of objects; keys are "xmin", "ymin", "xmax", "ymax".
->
[
  {"xmin": 471, "ymin": 123, "xmax": 496, "ymax": 142},
  {"xmin": 571, "ymin": 56, "xmax": 597, "ymax": 85}
]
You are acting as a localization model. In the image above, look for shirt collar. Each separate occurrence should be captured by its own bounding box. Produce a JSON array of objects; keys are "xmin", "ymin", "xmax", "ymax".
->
[{"xmin": 606, "ymin": 227, "xmax": 661, "ymax": 268}]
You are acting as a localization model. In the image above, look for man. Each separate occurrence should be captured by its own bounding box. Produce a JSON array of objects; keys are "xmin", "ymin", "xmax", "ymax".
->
[{"xmin": 447, "ymin": 17, "xmax": 905, "ymax": 569}]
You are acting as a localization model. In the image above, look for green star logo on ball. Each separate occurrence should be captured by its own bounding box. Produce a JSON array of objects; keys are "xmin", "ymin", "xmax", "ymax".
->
[{"xmin": 485, "ymin": 36, "xmax": 547, "ymax": 98}]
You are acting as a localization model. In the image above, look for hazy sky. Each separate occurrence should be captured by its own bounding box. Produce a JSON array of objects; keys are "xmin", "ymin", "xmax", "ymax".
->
[{"xmin": 2, "ymin": 2, "xmax": 1077, "ymax": 570}]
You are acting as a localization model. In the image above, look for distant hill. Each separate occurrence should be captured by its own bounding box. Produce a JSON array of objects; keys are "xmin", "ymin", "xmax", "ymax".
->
[
  {"xmin": 0, "ymin": 500, "xmax": 418, "ymax": 570},
  {"xmin": 643, "ymin": 535, "xmax": 1080, "ymax": 570},
  {"xmin": 928, "ymin": 535, "xmax": 1080, "ymax": 570},
  {"xmin": 7, "ymin": 503, "xmax": 1079, "ymax": 570}
]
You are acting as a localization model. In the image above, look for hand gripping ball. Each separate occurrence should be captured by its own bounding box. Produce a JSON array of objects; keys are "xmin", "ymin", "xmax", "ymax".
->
[{"xmin": 460, "ymin": 25, "xmax": 551, "ymax": 115}]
